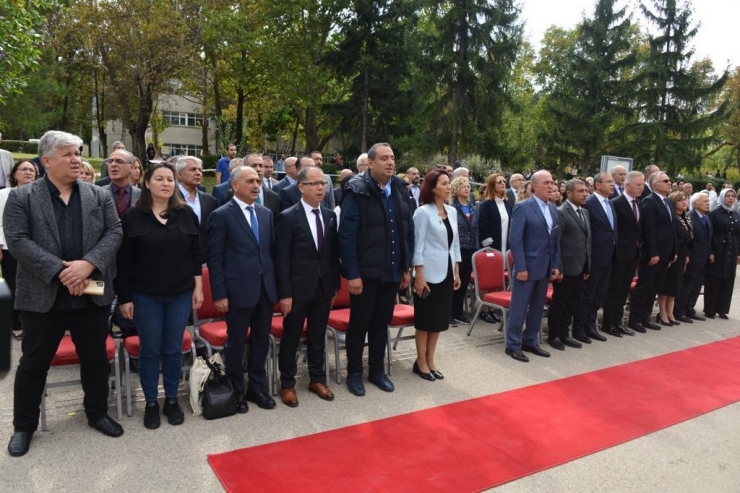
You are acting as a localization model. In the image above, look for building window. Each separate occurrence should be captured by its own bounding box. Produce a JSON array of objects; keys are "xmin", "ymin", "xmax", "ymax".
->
[
  {"xmin": 161, "ymin": 111, "xmax": 204, "ymax": 127},
  {"xmin": 164, "ymin": 143, "xmax": 203, "ymax": 156}
]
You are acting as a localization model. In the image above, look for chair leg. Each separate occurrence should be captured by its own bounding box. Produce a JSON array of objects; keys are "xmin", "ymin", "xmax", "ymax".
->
[
  {"xmin": 392, "ymin": 326, "xmax": 404, "ymax": 350},
  {"xmin": 113, "ymin": 351, "xmax": 122, "ymax": 421},
  {"xmin": 124, "ymin": 350, "xmax": 132, "ymax": 417},
  {"xmin": 468, "ymin": 303, "xmax": 484, "ymax": 336}
]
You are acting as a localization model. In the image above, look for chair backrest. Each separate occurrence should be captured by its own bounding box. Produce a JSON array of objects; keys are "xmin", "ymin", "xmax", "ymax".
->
[
  {"xmin": 506, "ymin": 249, "xmax": 514, "ymax": 274},
  {"xmin": 333, "ymin": 277, "xmax": 351, "ymax": 308},
  {"xmin": 473, "ymin": 248, "xmax": 506, "ymax": 293},
  {"xmin": 195, "ymin": 266, "xmax": 223, "ymax": 322}
]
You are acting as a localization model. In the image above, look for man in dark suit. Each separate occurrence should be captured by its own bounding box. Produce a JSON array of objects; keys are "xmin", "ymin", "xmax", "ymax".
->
[
  {"xmin": 207, "ymin": 165, "xmax": 278, "ymax": 413},
  {"xmin": 212, "ymin": 157, "xmax": 243, "ymax": 205},
  {"xmin": 5, "ymin": 131, "xmax": 124, "ymax": 457},
  {"xmin": 272, "ymin": 157, "xmax": 299, "ymax": 195},
  {"xmin": 548, "ymin": 179, "xmax": 590, "ymax": 351},
  {"xmin": 175, "ymin": 156, "xmax": 218, "ymax": 260},
  {"xmin": 506, "ymin": 173, "xmax": 524, "ymax": 204},
  {"xmin": 640, "ymin": 164, "xmax": 660, "ymax": 200},
  {"xmin": 603, "ymin": 170, "xmax": 645, "ymax": 335},
  {"xmin": 674, "ymin": 192, "xmax": 714, "ymax": 322},
  {"xmin": 505, "ymin": 171, "xmax": 561, "ymax": 363},
  {"xmin": 100, "ymin": 149, "xmax": 142, "ymax": 216},
  {"xmin": 275, "ymin": 167, "xmax": 340, "ymax": 407},
  {"xmin": 279, "ymin": 157, "xmax": 334, "ymax": 212},
  {"xmin": 608, "ymin": 165, "xmax": 627, "ymax": 199},
  {"xmin": 628, "ymin": 171, "xmax": 677, "ymax": 332},
  {"xmin": 573, "ymin": 172, "xmax": 619, "ymax": 340}
]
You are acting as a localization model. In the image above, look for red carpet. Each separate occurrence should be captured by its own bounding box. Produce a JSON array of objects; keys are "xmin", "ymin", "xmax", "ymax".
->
[{"xmin": 209, "ymin": 337, "xmax": 740, "ymax": 492}]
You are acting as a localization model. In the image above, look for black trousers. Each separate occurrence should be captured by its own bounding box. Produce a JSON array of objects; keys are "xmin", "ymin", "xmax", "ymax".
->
[
  {"xmin": 629, "ymin": 259, "xmax": 669, "ymax": 324},
  {"xmin": 573, "ymin": 264, "xmax": 612, "ymax": 333},
  {"xmin": 346, "ymin": 279, "xmax": 397, "ymax": 377},
  {"xmin": 14, "ymin": 304, "xmax": 111, "ymax": 432},
  {"xmin": 603, "ymin": 258, "xmax": 637, "ymax": 327},
  {"xmin": 224, "ymin": 287, "xmax": 272, "ymax": 395},
  {"xmin": 278, "ymin": 287, "xmax": 331, "ymax": 389},
  {"xmin": 675, "ymin": 262, "xmax": 706, "ymax": 317},
  {"xmin": 547, "ymin": 274, "xmax": 584, "ymax": 340},
  {"xmin": 451, "ymin": 248, "xmax": 474, "ymax": 319},
  {"xmin": 704, "ymin": 271, "xmax": 736, "ymax": 316},
  {"xmin": 1, "ymin": 249, "xmax": 22, "ymax": 331}
]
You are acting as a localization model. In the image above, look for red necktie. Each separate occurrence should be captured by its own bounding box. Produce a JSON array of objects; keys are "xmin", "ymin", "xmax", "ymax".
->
[{"xmin": 116, "ymin": 187, "xmax": 127, "ymax": 217}]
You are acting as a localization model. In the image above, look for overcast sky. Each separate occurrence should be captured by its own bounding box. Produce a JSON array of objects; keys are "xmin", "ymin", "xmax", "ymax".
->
[{"xmin": 521, "ymin": 0, "xmax": 737, "ymax": 74}]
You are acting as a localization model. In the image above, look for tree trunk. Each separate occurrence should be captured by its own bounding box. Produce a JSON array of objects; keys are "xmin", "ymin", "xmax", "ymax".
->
[
  {"xmin": 93, "ymin": 68, "xmax": 107, "ymax": 156},
  {"xmin": 290, "ymin": 115, "xmax": 299, "ymax": 155},
  {"xmin": 235, "ymin": 87, "xmax": 245, "ymax": 150}
]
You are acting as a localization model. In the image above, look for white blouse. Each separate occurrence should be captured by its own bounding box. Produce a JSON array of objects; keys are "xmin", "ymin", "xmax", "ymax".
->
[{"xmin": 495, "ymin": 197, "xmax": 509, "ymax": 254}]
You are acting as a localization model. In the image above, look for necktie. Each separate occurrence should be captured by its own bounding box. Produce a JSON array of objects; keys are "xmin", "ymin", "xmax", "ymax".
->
[
  {"xmin": 116, "ymin": 187, "xmax": 127, "ymax": 217},
  {"xmin": 246, "ymin": 205, "xmax": 259, "ymax": 243},
  {"xmin": 664, "ymin": 198, "xmax": 672, "ymax": 219},
  {"xmin": 701, "ymin": 215, "xmax": 708, "ymax": 231},
  {"xmin": 631, "ymin": 199, "xmax": 639, "ymax": 223},
  {"xmin": 604, "ymin": 199, "xmax": 614, "ymax": 229},
  {"xmin": 576, "ymin": 208, "xmax": 584, "ymax": 225},
  {"xmin": 312, "ymin": 209, "xmax": 323, "ymax": 252}
]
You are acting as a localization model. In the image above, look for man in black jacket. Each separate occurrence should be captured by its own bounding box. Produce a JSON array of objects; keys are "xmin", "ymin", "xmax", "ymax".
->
[{"xmin": 338, "ymin": 143, "xmax": 414, "ymax": 396}]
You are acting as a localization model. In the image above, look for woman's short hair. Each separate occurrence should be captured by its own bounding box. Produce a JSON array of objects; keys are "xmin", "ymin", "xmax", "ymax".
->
[
  {"xmin": 9, "ymin": 159, "xmax": 38, "ymax": 187},
  {"xmin": 80, "ymin": 160, "xmax": 95, "ymax": 181},
  {"xmin": 483, "ymin": 173, "xmax": 506, "ymax": 201},
  {"xmin": 668, "ymin": 190, "xmax": 686, "ymax": 206},
  {"xmin": 450, "ymin": 176, "xmax": 469, "ymax": 199},
  {"xmin": 136, "ymin": 163, "xmax": 184, "ymax": 218},
  {"xmin": 419, "ymin": 168, "xmax": 449, "ymax": 205}
]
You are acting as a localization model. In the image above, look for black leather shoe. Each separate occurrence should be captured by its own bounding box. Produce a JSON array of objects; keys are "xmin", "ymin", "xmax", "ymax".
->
[
  {"xmin": 8, "ymin": 431, "xmax": 33, "ymax": 457},
  {"xmin": 547, "ymin": 338, "xmax": 565, "ymax": 350},
  {"xmin": 521, "ymin": 345, "xmax": 551, "ymax": 357},
  {"xmin": 561, "ymin": 336, "xmax": 582, "ymax": 348},
  {"xmin": 163, "ymin": 398, "xmax": 185, "ymax": 425},
  {"xmin": 368, "ymin": 373, "xmax": 395, "ymax": 392},
  {"xmin": 669, "ymin": 319, "xmax": 681, "ymax": 325},
  {"xmin": 430, "ymin": 369, "xmax": 444, "ymax": 380},
  {"xmin": 656, "ymin": 315, "xmax": 672, "ymax": 327},
  {"xmin": 718, "ymin": 313, "xmax": 729, "ymax": 320},
  {"xmin": 617, "ymin": 325, "xmax": 635, "ymax": 336},
  {"xmin": 246, "ymin": 389, "xmax": 277, "ymax": 410},
  {"xmin": 505, "ymin": 347, "xmax": 529, "ymax": 362},
  {"xmin": 705, "ymin": 313, "xmax": 715, "ymax": 319},
  {"xmin": 88, "ymin": 415, "xmax": 124, "ymax": 437},
  {"xmin": 144, "ymin": 401, "xmax": 161, "ymax": 429},
  {"xmin": 627, "ymin": 321, "xmax": 647, "ymax": 333},
  {"xmin": 480, "ymin": 312, "xmax": 496, "ymax": 323},
  {"xmin": 675, "ymin": 315, "xmax": 693, "ymax": 324},
  {"xmin": 586, "ymin": 329, "xmax": 607, "ymax": 342},
  {"xmin": 602, "ymin": 325, "xmax": 623, "ymax": 337},
  {"xmin": 573, "ymin": 334, "xmax": 592, "ymax": 344},
  {"xmin": 688, "ymin": 314, "xmax": 706, "ymax": 321},
  {"xmin": 235, "ymin": 393, "xmax": 249, "ymax": 413},
  {"xmin": 346, "ymin": 372, "xmax": 365, "ymax": 396},
  {"xmin": 412, "ymin": 361, "xmax": 435, "ymax": 381},
  {"xmin": 644, "ymin": 320, "xmax": 662, "ymax": 330}
]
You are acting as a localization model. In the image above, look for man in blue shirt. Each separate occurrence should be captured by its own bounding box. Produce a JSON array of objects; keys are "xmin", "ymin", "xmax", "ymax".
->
[{"xmin": 215, "ymin": 144, "xmax": 237, "ymax": 185}]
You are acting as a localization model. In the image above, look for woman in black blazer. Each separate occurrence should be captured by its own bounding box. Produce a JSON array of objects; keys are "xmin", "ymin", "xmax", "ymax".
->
[{"xmin": 657, "ymin": 191, "xmax": 692, "ymax": 325}]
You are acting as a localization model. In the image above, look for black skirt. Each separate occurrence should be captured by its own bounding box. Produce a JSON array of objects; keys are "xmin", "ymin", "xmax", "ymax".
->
[{"xmin": 413, "ymin": 259, "xmax": 454, "ymax": 333}]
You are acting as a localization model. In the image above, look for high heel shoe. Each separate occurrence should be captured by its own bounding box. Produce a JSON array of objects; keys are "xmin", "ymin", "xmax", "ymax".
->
[
  {"xmin": 669, "ymin": 319, "xmax": 680, "ymax": 325},
  {"xmin": 656, "ymin": 314, "xmax": 672, "ymax": 327},
  {"xmin": 429, "ymin": 369, "xmax": 444, "ymax": 380},
  {"xmin": 412, "ymin": 361, "xmax": 435, "ymax": 381}
]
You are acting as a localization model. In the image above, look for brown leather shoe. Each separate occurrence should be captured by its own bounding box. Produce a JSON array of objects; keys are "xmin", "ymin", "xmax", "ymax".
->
[
  {"xmin": 308, "ymin": 382, "xmax": 335, "ymax": 401},
  {"xmin": 280, "ymin": 388, "xmax": 299, "ymax": 408}
]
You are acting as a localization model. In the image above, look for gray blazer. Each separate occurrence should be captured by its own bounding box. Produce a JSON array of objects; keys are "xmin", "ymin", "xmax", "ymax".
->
[
  {"xmin": 101, "ymin": 183, "xmax": 141, "ymax": 206},
  {"xmin": 4, "ymin": 179, "xmax": 122, "ymax": 312},
  {"xmin": 557, "ymin": 201, "xmax": 591, "ymax": 277}
]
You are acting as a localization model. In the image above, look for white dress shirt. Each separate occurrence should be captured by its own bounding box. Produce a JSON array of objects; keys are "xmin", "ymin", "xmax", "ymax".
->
[
  {"xmin": 301, "ymin": 199, "xmax": 325, "ymax": 250},
  {"xmin": 232, "ymin": 195, "xmax": 257, "ymax": 228}
]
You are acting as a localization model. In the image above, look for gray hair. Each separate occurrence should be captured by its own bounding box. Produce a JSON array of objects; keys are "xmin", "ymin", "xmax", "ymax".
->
[
  {"xmin": 175, "ymin": 155, "xmax": 202, "ymax": 174},
  {"xmin": 230, "ymin": 165, "xmax": 253, "ymax": 184},
  {"xmin": 565, "ymin": 178, "xmax": 585, "ymax": 193},
  {"xmin": 297, "ymin": 166, "xmax": 322, "ymax": 183},
  {"xmin": 367, "ymin": 143, "xmax": 391, "ymax": 160},
  {"xmin": 509, "ymin": 173, "xmax": 523, "ymax": 187},
  {"xmin": 452, "ymin": 167, "xmax": 469, "ymax": 178},
  {"xmin": 356, "ymin": 153, "xmax": 368, "ymax": 167},
  {"xmin": 38, "ymin": 130, "xmax": 83, "ymax": 159},
  {"xmin": 690, "ymin": 191, "xmax": 708, "ymax": 206},
  {"xmin": 112, "ymin": 149, "xmax": 135, "ymax": 165},
  {"xmin": 228, "ymin": 158, "xmax": 243, "ymax": 171},
  {"xmin": 626, "ymin": 170, "xmax": 644, "ymax": 184},
  {"xmin": 648, "ymin": 171, "xmax": 666, "ymax": 186},
  {"xmin": 593, "ymin": 172, "xmax": 611, "ymax": 184}
]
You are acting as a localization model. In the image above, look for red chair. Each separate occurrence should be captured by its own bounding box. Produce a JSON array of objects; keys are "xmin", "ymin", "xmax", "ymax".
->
[
  {"xmin": 325, "ymin": 277, "xmax": 352, "ymax": 383},
  {"xmin": 387, "ymin": 303, "xmax": 415, "ymax": 375},
  {"xmin": 40, "ymin": 334, "xmax": 122, "ymax": 431},
  {"xmin": 193, "ymin": 266, "xmax": 229, "ymax": 355},
  {"xmin": 120, "ymin": 331, "xmax": 196, "ymax": 417},
  {"xmin": 468, "ymin": 248, "xmax": 513, "ymax": 336}
]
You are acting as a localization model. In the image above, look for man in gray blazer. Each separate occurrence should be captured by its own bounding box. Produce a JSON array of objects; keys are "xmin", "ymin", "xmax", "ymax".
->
[
  {"xmin": 5, "ymin": 131, "xmax": 123, "ymax": 457},
  {"xmin": 100, "ymin": 149, "xmax": 141, "ymax": 217},
  {"xmin": 547, "ymin": 179, "xmax": 591, "ymax": 350}
]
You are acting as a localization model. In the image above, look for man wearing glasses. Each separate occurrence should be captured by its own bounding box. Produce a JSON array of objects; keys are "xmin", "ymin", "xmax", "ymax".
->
[
  {"xmin": 100, "ymin": 150, "xmax": 141, "ymax": 217},
  {"xmin": 628, "ymin": 171, "xmax": 677, "ymax": 332}
]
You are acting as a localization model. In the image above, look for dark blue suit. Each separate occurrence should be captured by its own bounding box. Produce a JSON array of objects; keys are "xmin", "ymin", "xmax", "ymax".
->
[
  {"xmin": 675, "ymin": 209, "xmax": 713, "ymax": 317},
  {"xmin": 212, "ymin": 181, "xmax": 231, "ymax": 207},
  {"xmin": 207, "ymin": 199, "xmax": 278, "ymax": 394},
  {"xmin": 507, "ymin": 197, "xmax": 560, "ymax": 351},
  {"xmin": 574, "ymin": 193, "xmax": 617, "ymax": 334}
]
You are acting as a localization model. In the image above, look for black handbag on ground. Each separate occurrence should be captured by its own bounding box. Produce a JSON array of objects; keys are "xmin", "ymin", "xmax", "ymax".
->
[{"xmin": 202, "ymin": 358, "xmax": 237, "ymax": 420}]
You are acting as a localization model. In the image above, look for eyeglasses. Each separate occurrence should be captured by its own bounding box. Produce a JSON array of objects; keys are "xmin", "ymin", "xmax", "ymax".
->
[
  {"xmin": 495, "ymin": 180, "xmax": 506, "ymax": 184},
  {"xmin": 17, "ymin": 167, "xmax": 36, "ymax": 173},
  {"xmin": 300, "ymin": 181, "xmax": 326, "ymax": 187},
  {"xmin": 106, "ymin": 158, "xmax": 131, "ymax": 165},
  {"xmin": 656, "ymin": 179, "xmax": 671, "ymax": 184}
]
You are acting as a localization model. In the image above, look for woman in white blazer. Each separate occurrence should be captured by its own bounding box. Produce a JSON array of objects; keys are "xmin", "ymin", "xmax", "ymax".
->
[{"xmin": 412, "ymin": 169, "xmax": 461, "ymax": 381}]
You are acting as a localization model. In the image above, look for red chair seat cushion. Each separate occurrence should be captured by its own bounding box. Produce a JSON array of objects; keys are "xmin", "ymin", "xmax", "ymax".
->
[
  {"xmin": 390, "ymin": 304, "xmax": 414, "ymax": 326},
  {"xmin": 327, "ymin": 308, "xmax": 351, "ymax": 333},
  {"xmin": 123, "ymin": 331, "xmax": 193, "ymax": 357},
  {"xmin": 270, "ymin": 316, "xmax": 308, "ymax": 339},
  {"xmin": 198, "ymin": 321, "xmax": 229, "ymax": 347},
  {"xmin": 482, "ymin": 291, "xmax": 513, "ymax": 308},
  {"xmin": 545, "ymin": 286, "xmax": 553, "ymax": 304},
  {"xmin": 52, "ymin": 334, "xmax": 116, "ymax": 366}
]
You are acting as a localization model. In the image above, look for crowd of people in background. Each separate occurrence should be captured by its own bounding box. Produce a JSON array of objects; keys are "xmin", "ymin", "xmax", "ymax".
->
[{"xmin": 2, "ymin": 129, "xmax": 739, "ymax": 458}]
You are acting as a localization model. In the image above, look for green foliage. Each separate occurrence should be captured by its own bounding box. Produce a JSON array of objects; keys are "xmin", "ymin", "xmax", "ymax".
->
[{"xmin": 0, "ymin": 140, "xmax": 39, "ymax": 154}]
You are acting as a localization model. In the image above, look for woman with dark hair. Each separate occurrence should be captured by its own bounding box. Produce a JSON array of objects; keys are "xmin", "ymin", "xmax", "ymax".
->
[
  {"xmin": 704, "ymin": 188, "xmax": 740, "ymax": 319},
  {"xmin": 146, "ymin": 143, "xmax": 157, "ymax": 162},
  {"xmin": 449, "ymin": 176, "xmax": 478, "ymax": 325},
  {"xmin": 115, "ymin": 163, "xmax": 203, "ymax": 429},
  {"xmin": 412, "ymin": 169, "xmax": 461, "ymax": 381},
  {"xmin": 0, "ymin": 160, "xmax": 39, "ymax": 339},
  {"xmin": 657, "ymin": 191, "xmax": 692, "ymax": 326}
]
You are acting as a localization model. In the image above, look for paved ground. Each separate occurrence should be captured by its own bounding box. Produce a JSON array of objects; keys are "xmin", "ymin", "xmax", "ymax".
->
[{"xmin": 1, "ymin": 275, "xmax": 739, "ymax": 492}]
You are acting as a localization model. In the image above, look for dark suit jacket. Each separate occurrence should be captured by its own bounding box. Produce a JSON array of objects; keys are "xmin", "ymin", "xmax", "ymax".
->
[
  {"xmin": 478, "ymin": 198, "xmax": 513, "ymax": 250},
  {"xmin": 506, "ymin": 189, "xmax": 516, "ymax": 205},
  {"xmin": 272, "ymin": 176, "xmax": 294, "ymax": 195},
  {"xmin": 688, "ymin": 209, "xmax": 712, "ymax": 266},
  {"xmin": 612, "ymin": 194, "xmax": 642, "ymax": 262},
  {"xmin": 640, "ymin": 185, "xmax": 652, "ymax": 200},
  {"xmin": 583, "ymin": 193, "xmax": 617, "ymax": 268},
  {"xmin": 212, "ymin": 181, "xmax": 231, "ymax": 207},
  {"xmin": 206, "ymin": 200, "xmax": 277, "ymax": 308},
  {"xmin": 177, "ymin": 188, "xmax": 217, "ymax": 261},
  {"xmin": 279, "ymin": 183, "xmax": 333, "ymax": 212},
  {"xmin": 275, "ymin": 202, "xmax": 340, "ymax": 303},
  {"xmin": 641, "ymin": 192, "xmax": 676, "ymax": 261},
  {"xmin": 509, "ymin": 198, "xmax": 561, "ymax": 280},
  {"xmin": 557, "ymin": 202, "xmax": 591, "ymax": 276}
]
